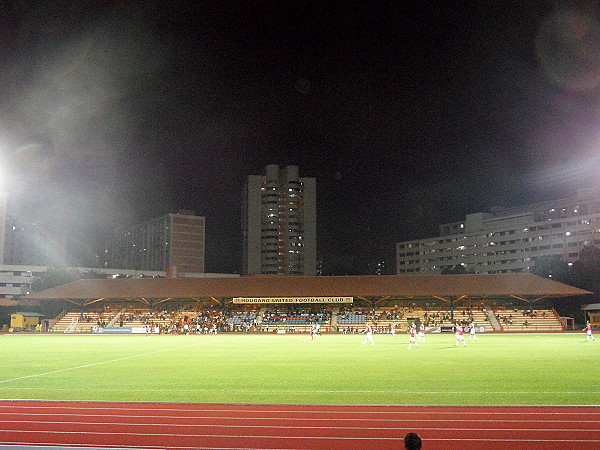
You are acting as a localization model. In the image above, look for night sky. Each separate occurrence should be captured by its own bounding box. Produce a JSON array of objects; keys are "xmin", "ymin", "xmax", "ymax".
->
[{"xmin": 1, "ymin": 1, "xmax": 600, "ymax": 274}]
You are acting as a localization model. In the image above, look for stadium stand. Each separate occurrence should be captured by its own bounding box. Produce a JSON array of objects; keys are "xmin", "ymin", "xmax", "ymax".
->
[
  {"xmin": 49, "ymin": 304, "xmax": 564, "ymax": 333},
  {"xmin": 259, "ymin": 305, "xmax": 332, "ymax": 333},
  {"xmin": 226, "ymin": 304, "xmax": 259, "ymax": 332},
  {"xmin": 494, "ymin": 307, "xmax": 563, "ymax": 331},
  {"xmin": 51, "ymin": 311, "xmax": 103, "ymax": 333}
]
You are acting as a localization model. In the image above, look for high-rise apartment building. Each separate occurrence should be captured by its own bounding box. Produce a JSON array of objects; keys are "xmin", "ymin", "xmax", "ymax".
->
[
  {"xmin": 397, "ymin": 188, "xmax": 600, "ymax": 275},
  {"xmin": 104, "ymin": 210, "xmax": 205, "ymax": 274},
  {"xmin": 242, "ymin": 164, "xmax": 316, "ymax": 275},
  {"xmin": 0, "ymin": 192, "xmax": 68, "ymax": 267},
  {"xmin": 0, "ymin": 192, "xmax": 8, "ymax": 264},
  {"xmin": 3, "ymin": 215, "xmax": 67, "ymax": 266}
]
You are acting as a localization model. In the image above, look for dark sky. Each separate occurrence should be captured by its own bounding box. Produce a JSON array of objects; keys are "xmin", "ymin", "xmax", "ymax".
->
[{"xmin": 1, "ymin": 1, "xmax": 600, "ymax": 274}]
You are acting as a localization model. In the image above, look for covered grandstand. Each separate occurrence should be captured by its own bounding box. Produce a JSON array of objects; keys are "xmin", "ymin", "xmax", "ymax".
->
[
  {"xmin": 24, "ymin": 273, "xmax": 591, "ymax": 333},
  {"xmin": 25, "ymin": 273, "xmax": 591, "ymax": 304}
]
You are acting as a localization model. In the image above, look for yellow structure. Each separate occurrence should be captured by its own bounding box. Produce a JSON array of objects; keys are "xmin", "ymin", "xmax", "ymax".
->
[{"xmin": 10, "ymin": 312, "xmax": 43, "ymax": 331}]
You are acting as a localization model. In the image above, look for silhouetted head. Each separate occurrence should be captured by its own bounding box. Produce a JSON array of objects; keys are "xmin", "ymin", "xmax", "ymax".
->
[{"xmin": 404, "ymin": 432, "xmax": 422, "ymax": 450}]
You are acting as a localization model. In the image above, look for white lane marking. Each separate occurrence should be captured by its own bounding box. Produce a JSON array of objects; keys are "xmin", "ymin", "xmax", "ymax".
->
[
  {"xmin": 1, "ymin": 404, "xmax": 599, "ymax": 415},
  {"xmin": 1, "ymin": 420, "xmax": 599, "ymax": 432},
  {"xmin": 2, "ymin": 429, "xmax": 600, "ymax": 442},
  {"xmin": 1, "ymin": 413, "xmax": 600, "ymax": 424},
  {"xmin": 0, "ymin": 442, "xmax": 268, "ymax": 450},
  {"xmin": 3, "ymin": 440, "xmax": 600, "ymax": 449}
]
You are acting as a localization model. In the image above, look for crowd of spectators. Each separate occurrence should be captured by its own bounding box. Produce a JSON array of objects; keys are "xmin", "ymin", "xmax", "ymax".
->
[
  {"xmin": 62, "ymin": 302, "xmax": 559, "ymax": 334},
  {"xmin": 226, "ymin": 305, "xmax": 259, "ymax": 332},
  {"xmin": 262, "ymin": 306, "xmax": 331, "ymax": 325},
  {"xmin": 494, "ymin": 307, "xmax": 550, "ymax": 329},
  {"xmin": 496, "ymin": 312, "xmax": 515, "ymax": 326}
]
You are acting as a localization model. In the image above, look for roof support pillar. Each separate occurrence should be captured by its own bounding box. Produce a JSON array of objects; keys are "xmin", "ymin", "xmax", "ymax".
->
[{"xmin": 509, "ymin": 294, "xmax": 546, "ymax": 313}]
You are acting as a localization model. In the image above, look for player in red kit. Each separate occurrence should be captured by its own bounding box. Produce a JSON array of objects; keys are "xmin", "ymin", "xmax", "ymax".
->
[
  {"xmin": 408, "ymin": 324, "xmax": 419, "ymax": 349},
  {"xmin": 455, "ymin": 322, "xmax": 466, "ymax": 347},
  {"xmin": 362, "ymin": 323, "xmax": 375, "ymax": 345},
  {"xmin": 310, "ymin": 323, "xmax": 318, "ymax": 341},
  {"xmin": 584, "ymin": 321, "xmax": 596, "ymax": 342}
]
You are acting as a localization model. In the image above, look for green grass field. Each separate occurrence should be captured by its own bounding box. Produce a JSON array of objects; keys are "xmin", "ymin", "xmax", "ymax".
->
[{"xmin": 0, "ymin": 333, "xmax": 598, "ymax": 406}]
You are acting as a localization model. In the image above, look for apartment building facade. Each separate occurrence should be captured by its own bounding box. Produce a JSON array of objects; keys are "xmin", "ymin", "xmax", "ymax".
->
[
  {"xmin": 0, "ymin": 265, "xmax": 239, "ymax": 301},
  {"xmin": 104, "ymin": 210, "xmax": 205, "ymax": 274},
  {"xmin": 3, "ymin": 215, "xmax": 67, "ymax": 266},
  {"xmin": 242, "ymin": 164, "xmax": 316, "ymax": 275},
  {"xmin": 397, "ymin": 189, "xmax": 600, "ymax": 274}
]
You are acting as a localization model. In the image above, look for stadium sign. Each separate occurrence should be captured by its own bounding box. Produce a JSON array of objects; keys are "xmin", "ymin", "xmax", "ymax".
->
[
  {"xmin": 93, "ymin": 326, "xmax": 159, "ymax": 334},
  {"xmin": 233, "ymin": 297, "xmax": 353, "ymax": 304}
]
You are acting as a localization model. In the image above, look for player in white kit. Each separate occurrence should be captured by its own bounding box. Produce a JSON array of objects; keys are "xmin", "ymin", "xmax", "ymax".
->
[
  {"xmin": 417, "ymin": 323, "xmax": 426, "ymax": 342},
  {"xmin": 469, "ymin": 322, "xmax": 477, "ymax": 341}
]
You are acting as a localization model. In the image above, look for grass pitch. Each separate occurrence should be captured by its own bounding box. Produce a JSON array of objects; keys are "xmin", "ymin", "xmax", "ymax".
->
[{"xmin": 0, "ymin": 332, "xmax": 598, "ymax": 406}]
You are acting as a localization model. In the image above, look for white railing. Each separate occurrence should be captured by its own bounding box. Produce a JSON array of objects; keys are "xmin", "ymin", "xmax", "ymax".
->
[{"xmin": 64, "ymin": 316, "xmax": 79, "ymax": 333}]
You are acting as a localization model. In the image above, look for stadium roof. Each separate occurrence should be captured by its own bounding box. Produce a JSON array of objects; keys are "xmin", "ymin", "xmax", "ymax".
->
[
  {"xmin": 582, "ymin": 303, "xmax": 600, "ymax": 311},
  {"xmin": 24, "ymin": 273, "xmax": 591, "ymax": 306}
]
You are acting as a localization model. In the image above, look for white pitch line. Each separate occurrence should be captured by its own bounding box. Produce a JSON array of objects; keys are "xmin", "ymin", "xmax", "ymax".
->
[
  {"xmin": 1, "ymin": 404, "xmax": 599, "ymax": 416},
  {"xmin": 2, "ymin": 386, "xmax": 600, "ymax": 395},
  {"xmin": 0, "ymin": 339, "xmax": 229, "ymax": 385}
]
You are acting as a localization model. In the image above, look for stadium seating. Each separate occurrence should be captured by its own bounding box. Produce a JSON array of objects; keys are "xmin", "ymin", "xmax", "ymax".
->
[
  {"xmin": 48, "ymin": 304, "xmax": 565, "ymax": 333},
  {"xmin": 51, "ymin": 311, "xmax": 102, "ymax": 333},
  {"xmin": 494, "ymin": 307, "xmax": 563, "ymax": 332}
]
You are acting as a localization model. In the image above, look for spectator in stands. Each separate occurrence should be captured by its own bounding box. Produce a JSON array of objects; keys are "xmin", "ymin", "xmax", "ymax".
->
[{"xmin": 404, "ymin": 432, "xmax": 422, "ymax": 449}]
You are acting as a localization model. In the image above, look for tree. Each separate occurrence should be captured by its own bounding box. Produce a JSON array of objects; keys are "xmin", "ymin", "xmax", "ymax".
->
[
  {"xmin": 530, "ymin": 255, "xmax": 568, "ymax": 283},
  {"xmin": 441, "ymin": 264, "xmax": 467, "ymax": 274},
  {"xmin": 80, "ymin": 270, "xmax": 110, "ymax": 280},
  {"xmin": 568, "ymin": 245, "xmax": 600, "ymax": 294},
  {"xmin": 554, "ymin": 245, "xmax": 600, "ymax": 323},
  {"xmin": 30, "ymin": 267, "xmax": 81, "ymax": 293}
]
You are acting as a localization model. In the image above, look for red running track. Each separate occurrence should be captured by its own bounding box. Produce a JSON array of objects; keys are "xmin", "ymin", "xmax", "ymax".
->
[{"xmin": 0, "ymin": 400, "xmax": 599, "ymax": 450}]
